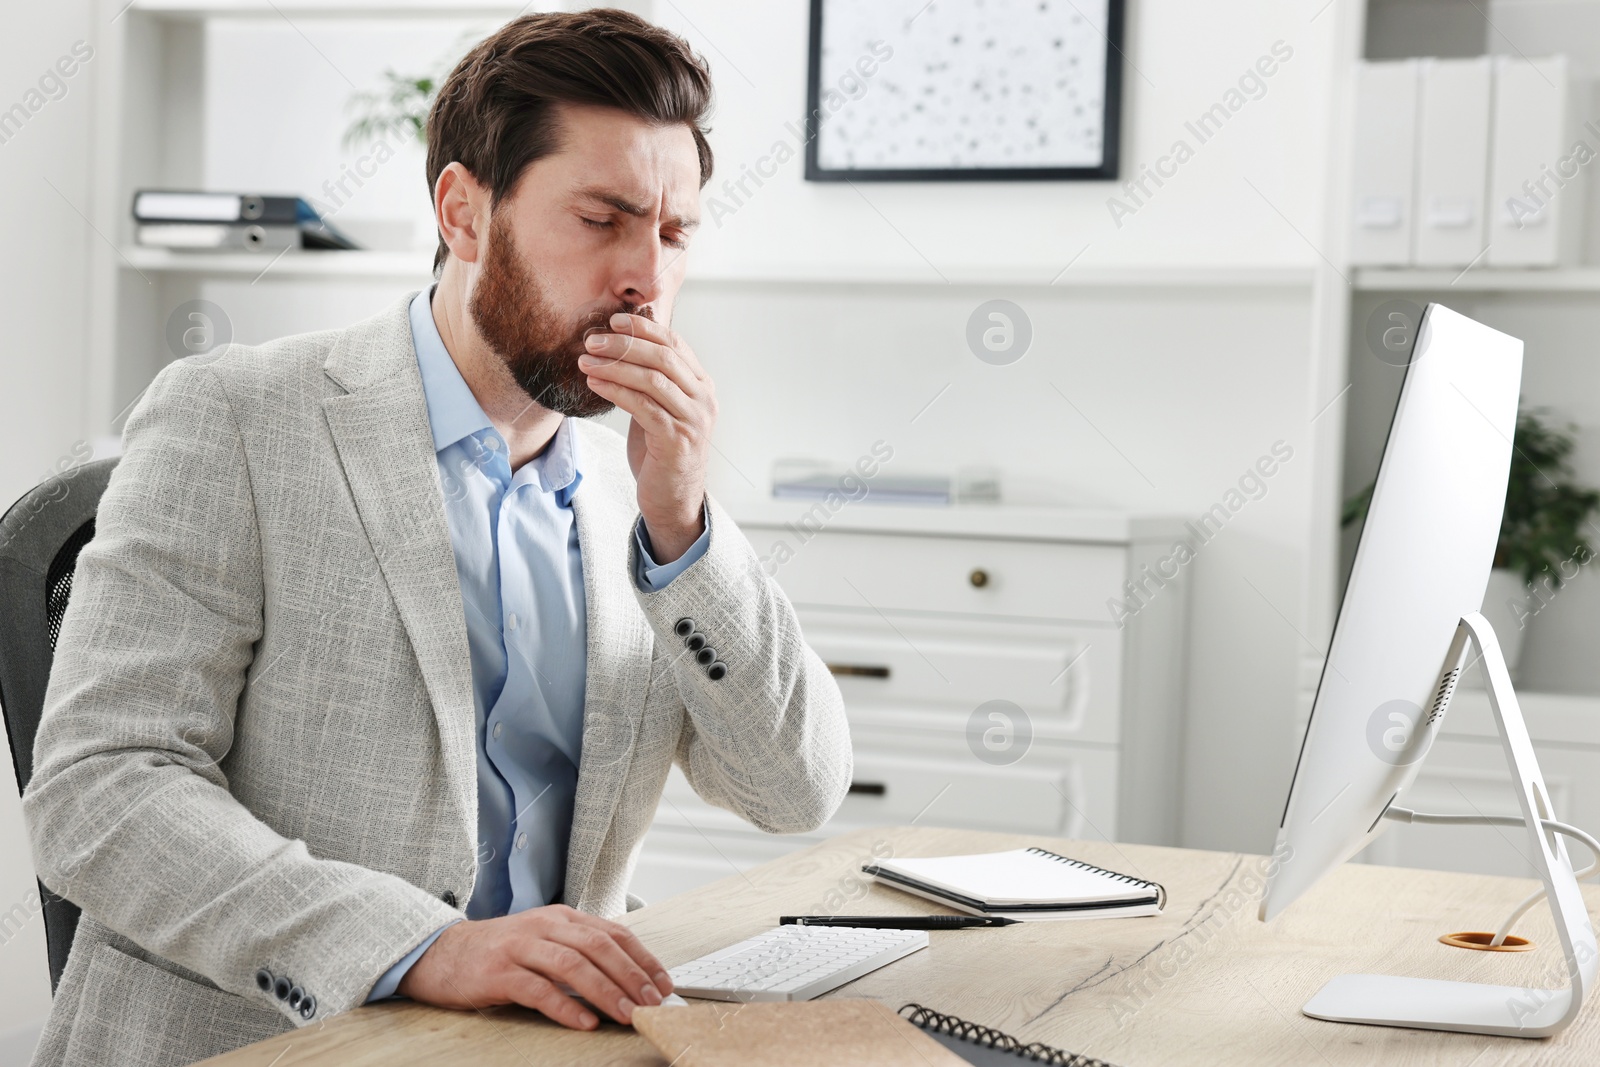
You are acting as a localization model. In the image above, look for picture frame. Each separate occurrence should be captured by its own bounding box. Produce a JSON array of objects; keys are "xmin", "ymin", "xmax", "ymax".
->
[{"xmin": 804, "ymin": 0, "xmax": 1125, "ymax": 182}]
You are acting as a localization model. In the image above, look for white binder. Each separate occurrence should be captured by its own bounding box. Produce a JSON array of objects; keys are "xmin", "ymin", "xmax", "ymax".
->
[
  {"xmin": 1350, "ymin": 60, "xmax": 1421, "ymax": 266},
  {"xmin": 1487, "ymin": 55, "xmax": 1583, "ymax": 266},
  {"xmin": 1413, "ymin": 57, "xmax": 1493, "ymax": 267}
]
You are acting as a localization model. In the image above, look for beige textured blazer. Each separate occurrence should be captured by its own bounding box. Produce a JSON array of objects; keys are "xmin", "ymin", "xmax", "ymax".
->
[{"xmin": 22, "ymin": 294, "xmax": 851, "ymax": 1067}]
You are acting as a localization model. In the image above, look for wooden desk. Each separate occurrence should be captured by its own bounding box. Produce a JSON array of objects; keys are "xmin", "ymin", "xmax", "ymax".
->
[{"xmin": 200, "ymin": 827, "xmax": 1600, "ymax": 1066}]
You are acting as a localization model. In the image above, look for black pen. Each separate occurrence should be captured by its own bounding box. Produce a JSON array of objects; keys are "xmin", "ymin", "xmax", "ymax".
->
[{"xmin": 779, "ymin": 915, "xmax": 1020, "ymax": 929}]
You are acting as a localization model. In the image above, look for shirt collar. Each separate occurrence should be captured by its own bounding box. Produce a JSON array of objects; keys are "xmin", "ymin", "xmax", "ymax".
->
[
  {"xmin": 411, "ymin": 287, "xmax": 491, "ymax": 453},
  {"xmin": 534, "ymin": 416, "xmax": 582, "ymax": 504},
  {"xmin": 409, "ymin": 288, "xmax": 583, "ymax": 505}
]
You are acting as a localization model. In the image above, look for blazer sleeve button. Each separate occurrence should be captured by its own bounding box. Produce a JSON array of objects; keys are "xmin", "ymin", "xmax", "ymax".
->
[
  {"xmin": 440, "ymin": 890, "xmax": 458, "ymax": 908},
  {"xmin": 707, "ymin": 661, "xmax": 727, "ymax": 681},
  {"xmin": 299, "ymin": 994, "xmax": 317, "ymax": 1020},
  {"xmin": 686, "ymin": 632, "xmax": 706, "ymax": 652},
  {"xmin": 674, "ymin": 618, "xmax": 695, "ymax": 637},
  {"xmin": 695, "ymin": 647, "xmax": 717, "ymax": 667},
  {"xmin": 287, "ymin": 986, "xmax": 305, "ymax": 1011},
  {"xmin": 273, "ymin": 976, "xmax": 292, "ymax": 1001},
  {"xmin": 255, "ymin": 968, "xmax": 274, "ymax": 993}
]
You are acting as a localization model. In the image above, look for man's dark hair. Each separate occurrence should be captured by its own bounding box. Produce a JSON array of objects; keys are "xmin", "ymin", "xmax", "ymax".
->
[{"xmin": 425, "ymin": 8, "xmax": 715, "ymax": 273}]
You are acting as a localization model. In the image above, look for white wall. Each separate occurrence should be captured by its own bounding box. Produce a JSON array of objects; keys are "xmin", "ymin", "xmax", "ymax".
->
[
  {"xmin": 675, "ymin": 0, "xmax": 1332, "ymax": 275},
  {"xmin": 0, "ymin": 0, "xmax": 97, "ymax": 1058}
]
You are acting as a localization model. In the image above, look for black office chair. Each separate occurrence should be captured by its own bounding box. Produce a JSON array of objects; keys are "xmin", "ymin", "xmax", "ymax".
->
[{"xmin": 0, "ymin": 457, "xmax": 118, "ymax": 994}]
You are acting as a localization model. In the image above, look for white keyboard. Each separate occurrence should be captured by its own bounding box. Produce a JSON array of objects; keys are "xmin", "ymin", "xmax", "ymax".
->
[{"xmin": 668, "ymin": 925, "xmax": 928, "ymax": 1002}]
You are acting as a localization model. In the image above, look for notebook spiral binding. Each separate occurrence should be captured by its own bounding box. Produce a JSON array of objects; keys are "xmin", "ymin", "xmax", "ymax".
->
[
  {"xmin": 899, "ymin": 1004, "xmax": 1120, "ymax": 1067},
  {"xmin": 1025, "ymin": 848, "xmax": 1168, "ymax": 909}
]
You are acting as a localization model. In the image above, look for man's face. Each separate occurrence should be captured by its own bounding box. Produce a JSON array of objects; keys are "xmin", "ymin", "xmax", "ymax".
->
[{"xmin": 467, "ymin": 102, "xmax": 703, "ymax": 417}]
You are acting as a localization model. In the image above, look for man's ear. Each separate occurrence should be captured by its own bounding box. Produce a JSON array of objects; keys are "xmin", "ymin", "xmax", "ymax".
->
[{"xmin": 434, "ymin": 162, "xmax": 490, "ymax": 265}]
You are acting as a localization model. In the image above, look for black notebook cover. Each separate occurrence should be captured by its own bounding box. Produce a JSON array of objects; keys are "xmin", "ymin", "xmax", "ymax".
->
[{"xmin": 900, "ymin": 1004, "xmax": 1121, "ymax": 1066}]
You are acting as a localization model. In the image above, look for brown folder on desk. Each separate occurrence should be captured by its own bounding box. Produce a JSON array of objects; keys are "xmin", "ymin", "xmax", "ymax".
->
[{"xmin": 631, "ymin": 1000, "xmax": 968, "ymax": 1067}]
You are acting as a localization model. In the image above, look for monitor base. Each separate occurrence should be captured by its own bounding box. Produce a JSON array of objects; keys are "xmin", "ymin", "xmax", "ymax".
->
[
  {"xmin": 1305, "ymin": 973, "xmax": 1576, "ymax": 1038},
  {"xmin": 1301, "ymin": 612, "xmax": 1597, "ymax": 1039}
]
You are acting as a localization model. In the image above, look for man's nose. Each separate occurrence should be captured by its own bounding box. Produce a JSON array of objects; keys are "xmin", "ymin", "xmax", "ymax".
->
[{"xmin": 614, "ymin": 232, "xmax": 669, "ymax": 308}]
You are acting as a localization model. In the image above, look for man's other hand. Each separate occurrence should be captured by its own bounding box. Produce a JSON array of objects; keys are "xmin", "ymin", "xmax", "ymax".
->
[{"xmin": 396, "ymin": 903, "xmax": 674, "ymax": 1029}]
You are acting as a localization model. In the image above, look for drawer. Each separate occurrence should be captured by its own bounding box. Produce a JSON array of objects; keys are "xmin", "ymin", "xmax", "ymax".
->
[
  {"xmin": 652, "ymin": 733, "xmax": 1119, "ymax": 843},
  {"xmin": 632, "ymin": 824, "xmax": 813, "ymax": 904},
  {"xmin": 831, "ymin": 750, "xmax": 1083, "ymax": 835},
  {"xmin": 799, "ymin": 608, "xmax": 1122, "ymax": 743},
  {"xmin": 748, "ymin": 527, "xmax": 1127, "ymax": 623}
]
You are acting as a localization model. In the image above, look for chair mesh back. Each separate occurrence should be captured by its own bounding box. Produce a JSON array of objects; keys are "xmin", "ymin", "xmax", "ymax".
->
[{"xmin": 45, "ymin": 519, "xmax": 96, "ymax": 652}]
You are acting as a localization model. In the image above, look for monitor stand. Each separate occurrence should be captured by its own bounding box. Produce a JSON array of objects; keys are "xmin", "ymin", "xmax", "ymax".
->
[{"xmin": 1301, "ymin": 611, "xmax": 1598, "ymax": 1038}]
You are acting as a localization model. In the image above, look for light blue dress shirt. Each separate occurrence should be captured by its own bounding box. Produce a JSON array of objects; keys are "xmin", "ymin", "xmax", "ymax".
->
[{"xmin": 366, "ymin": 288, "xmax": 708, "ymax": 1001}]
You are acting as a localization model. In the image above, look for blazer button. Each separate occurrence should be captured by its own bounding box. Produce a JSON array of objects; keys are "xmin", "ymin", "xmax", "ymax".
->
[
  {"xmin": 685, "ymin": 632, "xmax": 706, "ymax": 652},
  {"xmin": 255, "ymin": 968, "xmax": 274, "ymax": 993},
  {"xmin": 287, "ymin": 986, "xmax": 306, "ymax": 1011},
  {"xmin": 707, "ymin": 661, "xmax": 727, "ymax": 681},
  {"xmin": 441, "ymin": 890, "xmax": 458, "ymax": 908},
  {"xmin": 674, "ymin": 617, "xmax": 695, "ymax": 637},
  {"xmin": 695, "ymin": 647, "xmax": 716, "ymax": 667},
  {"xmin": 273, "ymin": 976, "xmax": 292, "ymax": 1001},
  {"xmin": 299, "ymin": 994, "xmax": 317, "ymax": 1020}
]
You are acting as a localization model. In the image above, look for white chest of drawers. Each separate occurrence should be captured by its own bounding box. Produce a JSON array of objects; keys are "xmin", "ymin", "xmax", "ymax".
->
[{"xmin": 631, "ymin": 502, "xmax": 1191, "ymax": 904}]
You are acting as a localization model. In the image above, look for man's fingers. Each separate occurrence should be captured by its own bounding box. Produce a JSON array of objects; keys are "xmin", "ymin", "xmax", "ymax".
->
[
  {"xmin": 584, "ymin": 376, "xmax": 676, "ymax": 438},
  {"xmin": 505, "ymin": 971, "xmax": 599, "ymax": 1030},
  {"xmin": 519, "ymin": 942, "xmax": 636, "ymax": 1024},
  {"xmin": 592, "ymin": 308, "xmax": 704, "ymax": 383},
  {"xmin": 580, "ymin": 356, "xmax": 696, "ymax": 423},
  {"xmin": 544, "ymin": 924, "xmax": 663, "ymax": 1007},
  {"xmin": 560, "ymin": 913, "xmax": 673, "ymax": 993},
  {"xmin": 604, "ymin": 310, "xmax": 676, "ymax": 356},
  {"xmin": 579, "ymin": 329, "xmax": 697, "ymax": 396}
]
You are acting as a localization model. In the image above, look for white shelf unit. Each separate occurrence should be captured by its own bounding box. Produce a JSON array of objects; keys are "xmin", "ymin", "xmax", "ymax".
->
[
  {"xmin": 119, "ymin": 247, "xmax": 437, "ymax": 279},
  {"xmin": 1330, "ymin": 2, "xmax": 1600, "ymax": 874},
  {"xmin": 681, "ymin": 265, "xmax": 1319, "ymax": 288},
  {"xmin": 115, "ymin": 249, "xmax": 1318, "ymax": 288},
  {"xmin": 84, "ymin": 0, "xmax": 535, "ymax": 441},
  {"xmin": 631, "ymin": 503, "xmax": 1191, "ymax": 904},
  {"xmin": 1354, "ymin": 267, "xmax": 1600, "ymax": 292}
]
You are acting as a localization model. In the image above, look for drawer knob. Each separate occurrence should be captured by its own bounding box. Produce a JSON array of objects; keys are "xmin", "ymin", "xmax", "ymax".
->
[{"xmin": 968, "ymin": 568, "xmax": 990, "ymax": 588}]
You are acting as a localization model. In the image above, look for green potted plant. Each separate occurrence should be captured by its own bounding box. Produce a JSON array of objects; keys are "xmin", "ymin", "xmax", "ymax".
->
[
  {"xmin": 343, "ymin": 70, "xmax": 438, "ymax": 150},
  {"xmin": 342, "ymin": 32, "xmax": 482, "ymax": 150},
  {"xmin": 1343, "ymin": 408, "xmax": 1600, "ymax": 679}
]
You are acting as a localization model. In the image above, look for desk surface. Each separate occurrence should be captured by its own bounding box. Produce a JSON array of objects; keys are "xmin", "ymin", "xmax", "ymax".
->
[{"xmin": 200, "ymin": 826, "xmax": 1600, "ymax": 1066}]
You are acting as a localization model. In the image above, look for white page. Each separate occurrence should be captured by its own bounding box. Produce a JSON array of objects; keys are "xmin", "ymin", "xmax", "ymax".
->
[{"xmin": 872, "ymin": 848, "xmax": 1153, "ymax": 906}]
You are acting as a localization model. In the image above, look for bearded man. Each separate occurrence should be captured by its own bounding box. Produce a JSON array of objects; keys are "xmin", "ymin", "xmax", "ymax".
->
[{"xmin": 22, "ymin": 10, "xmax": 850, "ymax": 1066}]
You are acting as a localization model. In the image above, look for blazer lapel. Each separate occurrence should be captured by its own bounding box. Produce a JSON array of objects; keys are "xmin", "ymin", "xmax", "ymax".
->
[
  {"xmin": 563, "ymin": 452, "xmax": 654, "ymax": 907},
  {"xmin": 321, "ymin": 296, "xmax": 479, "ymax": 860}
]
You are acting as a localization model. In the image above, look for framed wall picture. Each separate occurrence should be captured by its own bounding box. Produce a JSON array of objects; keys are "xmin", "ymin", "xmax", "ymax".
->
[{"xmin": 805, "ymin": 0, "xmax": 1124, "ymax": 182}]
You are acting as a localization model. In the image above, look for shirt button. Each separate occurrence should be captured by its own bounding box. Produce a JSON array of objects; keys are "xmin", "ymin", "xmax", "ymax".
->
[
  {"xmin": 507, "ymin": 613, "xmax": 519, "ymax": 631},
  {"xmin": 516, "ymin": 832, "xmax": 528, "ymax": 851},
  {"xmin": 492, "ymin": 722, "xmax": 503, "ymax": 741},
  {"xmin": 485, "ymin": 436, "xmax": 500, "ymax": 451}
]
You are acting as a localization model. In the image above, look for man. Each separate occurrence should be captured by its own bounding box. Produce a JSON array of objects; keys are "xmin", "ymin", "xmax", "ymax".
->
[{"xmin": 23, "ymin": 10, "xmax": 850, "ymax": 1066}]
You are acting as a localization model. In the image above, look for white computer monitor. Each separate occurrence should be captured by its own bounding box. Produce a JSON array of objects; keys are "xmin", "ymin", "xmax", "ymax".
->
[
  {"xmin": 1258, "ymin": 304, "xmax": 1596, "ymax": 1037},
  {"xmin": 1262, "ymin": 302, "xmax": 1519, "ymax": 918}
]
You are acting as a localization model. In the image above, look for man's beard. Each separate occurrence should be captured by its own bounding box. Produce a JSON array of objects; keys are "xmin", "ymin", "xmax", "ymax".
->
[{"xmin": 469, "ymin": 210, "xmax": 647, "ymax": 418}]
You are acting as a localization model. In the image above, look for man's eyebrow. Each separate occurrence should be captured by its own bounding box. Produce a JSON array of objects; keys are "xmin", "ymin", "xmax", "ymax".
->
[{"xmin": 574, "ymin": 186, "xmax": 701, "ymax": 230}]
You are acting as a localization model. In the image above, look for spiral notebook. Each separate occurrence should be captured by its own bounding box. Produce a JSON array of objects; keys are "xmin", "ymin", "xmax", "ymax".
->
[
  {"xmin": 863, "ymin": 847, "xmax": 1165, "ymax": 919},
  {"xmin": 900, "ymin": 1003, "xmax": 1123, "ymax": 1067}
]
